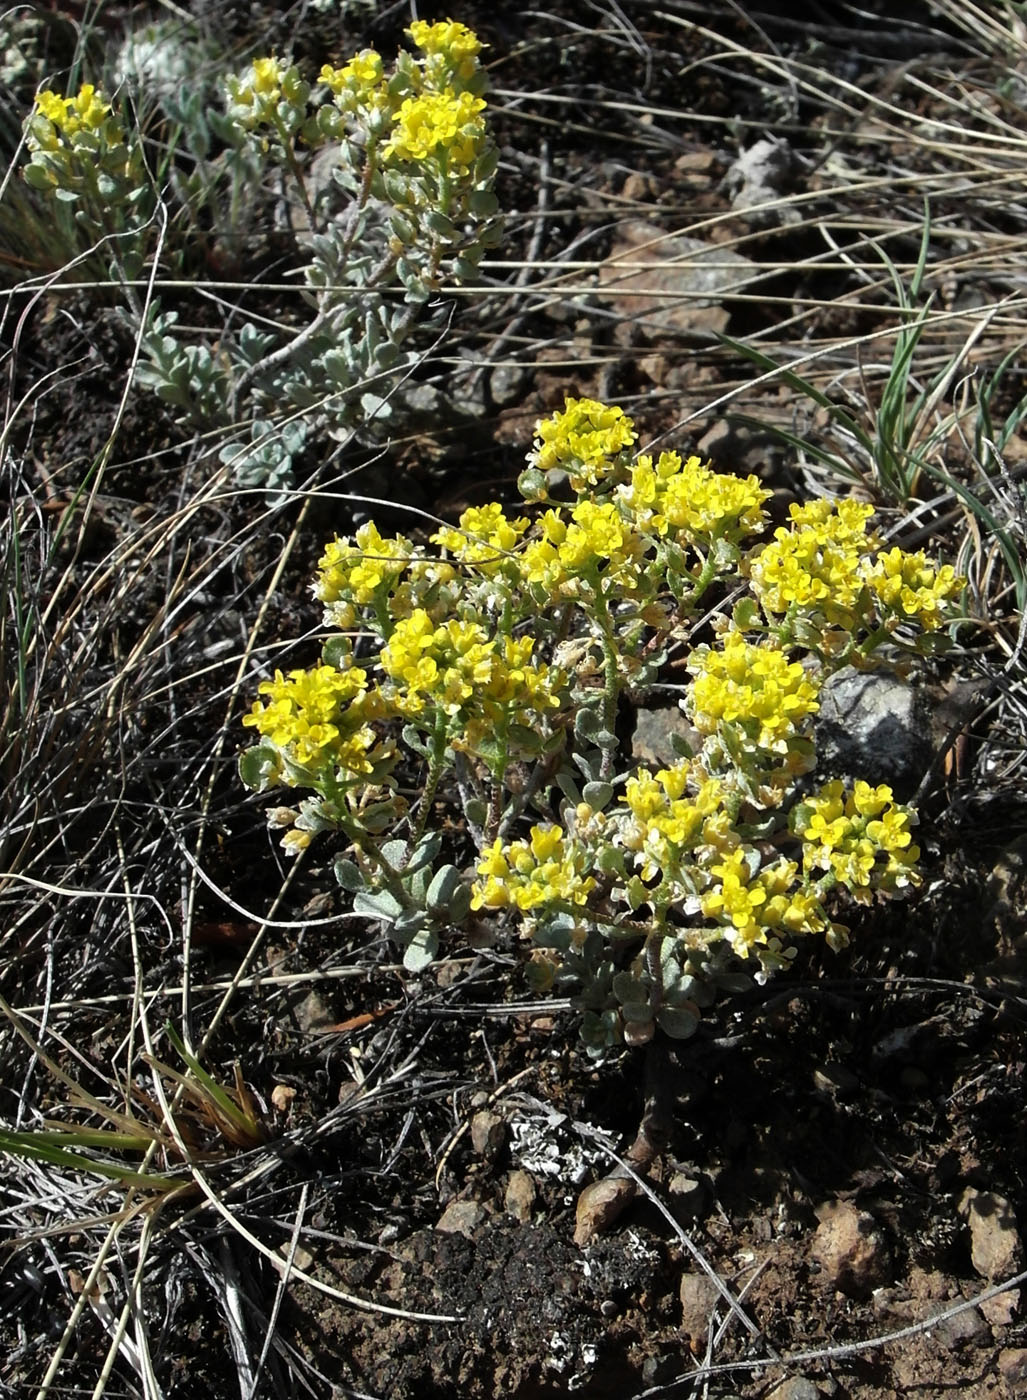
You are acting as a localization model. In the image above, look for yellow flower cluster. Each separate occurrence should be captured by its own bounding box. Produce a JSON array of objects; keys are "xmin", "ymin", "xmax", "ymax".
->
[
  {"xmin": 748, "ymin": 499, "xmax": 876, "ymax": 628},
  {"xmin": 747, "ymin": 498, "xmax": 962, "ymax": 642},
  {"xmin": 385, "ymin": 89, "xmax": 487, "ymax": 169},
  {"xmin": 532, "ymin": 398, "xmax": 638, "ymax": 487},
  {"xmin": 866, "ymin": 546, "xmax": 961, "ymax": 630},
  {"xmin": 316, "ymin": 524, "xmax": 416, "ymax": 620},
  {"xmin": 31, "ymin": 85, "xmax": 111, "ymax": 145},
  {"xmin": 226, "ymin": 57, "xmax": 307, "ymax": 127},
  {"xmin": 700, "ymin": 850, "xmax": 827, "ymax": 957},
  {"xmin": 793, "ymin": 779, "xmax": 920, "ymax": 894},
  {"xmin": 242, "ymin": 663, "xmax": 389, "ymax": 776},
  {"xmin": 379, "ymin": 610, "xmax": 563, "ymax": 726},
  {"xmin": 320, "ymin": 50, "xmax": 387, "ymax": 114},
  {"xmin": 520, "ymin": 500, "xmax": 647, "ymax": 599},
  {"xmin": 432, "ymin": 503, "xmax": 530, "ymax": 569},
  {"xmin": 408, "ymin": 19, "xmax": 483, "ymax": 68},
  {"xmin": 619, "ymin": 762, "xmax": 726, "ymax": 880},
  {"xmin": 472, "ymin": 825, "xmax": 596, "ymax": 912},
  {"xmin": 242, "ymin": 390, "xmax": 962, "ymax": 1009},
  {"xmin": 619, "ymin": 451, "xmax": 768, "ymax": 541},
  {"xmin": 316, "ymin": 524, "xmax": 460, "ymax": 630},
  {"xmin": 688, "ymin": 630, "xmax": 821, "ymax": 752}
]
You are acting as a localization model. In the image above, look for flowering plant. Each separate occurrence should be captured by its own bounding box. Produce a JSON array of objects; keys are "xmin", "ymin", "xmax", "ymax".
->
[
  {"xmin": 241, "ymin": 397, "xmax": 963, "ymax": 1053},
  {"xmin": 22, "ymin": 81, "xmax": 152, "ymax": 287},
  {"xmin": 21, "ymin": 22, "xmax": 500, "ymax": 490},
  {"xmin": 151, "ymin": 20, "xmax": 500, "ymax": 489}
]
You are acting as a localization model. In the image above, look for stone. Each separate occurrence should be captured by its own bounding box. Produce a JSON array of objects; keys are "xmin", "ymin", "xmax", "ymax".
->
[
  {"xmin": 999, "ymin": 1348, "xmax": 1027, "ymax": 1394},
  {"xmin": 668, "ymin": 1173, "xmax": 706, "ymax": 1219},
  {"xmin": 959, "ymin": 1189, "xmax": 1024, "ymax": 1281},
  {"xmin": 723, "ymin": 138, "xmax": 801, "ymax": 227},
  {"xmin": 470, "ymin": 1110, "xmax": 506, "ymax": 1158},
  {"xmin": 926, "ymin": 1297, "xmax": 989, "ymax": 1348},
  {"xmin": 815, "ymin": 668, "xmax": 930, "ymax": 798},
  {"xmin": 504, "ymin": 1170, "xmax": 536, "ymax": 1223},
  {"xmin": 679, "ymin": 1273, "xmax": 719, "ymax": 1344},
  {"xmin": 811, "ymin": 1201, "xmax": 890, "ymax": 1298},
  {"xmin": 812, "ymin": 1063, "xmax": 860, "ymax": 1097},
  {"xmin": 436, "ymin": 1200, "xmax": 485, "ymax": 1238},
  {"xmin": 766, "ymin": 1380, "xmax": 821, "ymax": 1400},
  {"xmin": 981, "ymin": 1289, "xmax": 1020, "ymax": 1328},
  {"xmin": 596, "ymin": 220, "xmax": 757, "ymax": 337},
  {"xmin": 632, "ymin": 706, "xmax": 701, "ymax": 768}
]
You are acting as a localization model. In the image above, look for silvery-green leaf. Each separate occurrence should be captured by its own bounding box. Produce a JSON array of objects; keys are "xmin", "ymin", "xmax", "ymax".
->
[
  {"xmin": 656, "ymin": 1005, "xmax": 700, "ymax": 1039},
  {"xmin": 333, "ymin": 857, "xmax": 363, "ymax": 892},
  {"xmin": 425, "ymin": 863, "xmax": 459, "ymax": 909},
  {"xmin": 380, "ymin": 840, "xmax": 408, "ymax": 868},
  {"xmin": 402, "ymin": 928, "xmax": 438, "ymax": 973},
  {"xmin": 352, "ymin": 889, "xmax": 403, "ymax": 921},
  {"xmin": 407, "ymin": 832, "xmax": 443, "ymax": 874},
  {"xmin": 360, "ymin": 392, "xmax": 392, "ymax": 420},
  {"xmin": 581, "ymin": 781, "xmax": 614, "ymax": 810},
  {"xmin": 393, "ymin": 909, "xmax": 427, "ymax": 938},
  {"xmin": 612, "ymin": 972, "xmax": 647, "ymax": 1005}
]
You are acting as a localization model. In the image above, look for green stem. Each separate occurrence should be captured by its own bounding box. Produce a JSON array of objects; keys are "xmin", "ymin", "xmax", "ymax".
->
[
  {"xmin": 409, "ymin": 712, "xmax": 451, "ymax": 849},
  {"xmin": 587, "ymin": 582, "xmax": 622, "ymax": 780},
  {"xmin": 272, "ymin": 117, "xmax": 317, "ymax": 230}
]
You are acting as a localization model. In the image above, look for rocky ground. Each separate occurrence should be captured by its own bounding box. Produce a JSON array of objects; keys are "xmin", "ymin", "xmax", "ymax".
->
[{"xmin": 2, "ymin": 2, "xmax": 1027, "ymax": 1397}]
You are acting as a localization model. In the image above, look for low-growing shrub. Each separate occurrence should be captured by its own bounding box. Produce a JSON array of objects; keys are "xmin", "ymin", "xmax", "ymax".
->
[
  {"xmin": 21, "ymin": 20, "xmax": 501, "ymax": 490},
  {"xmin": 240, "ymin": 396, "xmax": 964, "ymax": 1055}
]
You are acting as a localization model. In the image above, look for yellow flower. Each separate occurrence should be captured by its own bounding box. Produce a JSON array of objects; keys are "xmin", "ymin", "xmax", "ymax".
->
[
  {"xmin": 794, "ymin": 779, "xmax": 921, "ymax": 892},
  {"xmin": 432, "ymin": 503, "xmax": 529, "ymax": 568},
  {"xmin": 320, "ymin": 50, "xmax": 388, "ymax": 114},
  {"xmin": 619, "ymin": 452, "xmax": 768, "ymax": 542},
  {"xmin": 33, "ymin": 84, "xmax": 110, "ymax": 139},
  {"xmin": 315, "ymin": 524, "xmax": 414, "ymax": 617},
  {"xmin": 532, "ymin": 398, "xmax": 637, "ymax": 486},
  {"xmin": 866, "ymin": 547, "xmax": 962, "ymax": 629},
  {"xmin": 242, "ymin": 663, "xmax": 388, "ymax": 776},
  {"xmin": 385, "ymin": 89, "xmax": 487, "ymax": 168},
  {"xmin": 688, "ymin": 631, "xmax": 820, "ymax": 751},
  {"xmin": 748, "ymin": 499, "xmax": 876, "ymax": 627},
  {"xmin": 408, "ymin": 20, "xmax": 483, "ymax": 62},
  {"xmin": 470, "ymin": 825, "xmax": 596, "ymax": 913}
]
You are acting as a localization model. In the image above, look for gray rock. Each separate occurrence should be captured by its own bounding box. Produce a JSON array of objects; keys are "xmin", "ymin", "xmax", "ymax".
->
[
  {"xmin": 470, "ymin": 1109, "xmax": 506, "ymax": 1158},
  {"xmin": 925, "ymin": 1297, "xmax": 989, "ymax": 1348},
  {"xmin": 766, "ymin": 1380, "xmax": 822, "ymax": 1400},
  {"xmin": 596, "ymin": 220, "xmax": 758, "ymax": 337},
  {"xmin": 668, "ymin": 1173, "xmax": 706, "ymax": 1219},
  {"xmin": 504, "ymin": 1170, "xmax": 536, "ymax": 1223},
  {"xmin": 981, "ymin": 1288, "xmax": 1019, "ymax": 1328},
  {"xmin": 999, "ymin": 1348, "xmax": 1027, "ymax": 1394},
  {"xmin": 815, "ymin": 667, "xmax": 930, "ymax": 797},
  {"xmin": 679, "ymin": 1273, "xmax": 719, "ymax": 1344},
  {"xmin": 724, "ymin": 139, "xmax": 802, "ymax": 227},
  {"xmin": 436, "ymin": 1200, "xmax": 486, "ymax": 1238},
  {"xmin": 632, "ymin": 706, "xmax": 700, "ymax": 768}
]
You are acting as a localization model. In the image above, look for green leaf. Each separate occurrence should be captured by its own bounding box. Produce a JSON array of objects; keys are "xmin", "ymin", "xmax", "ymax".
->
[
  {"xmin": 426, "ymin": 863, "xmax": 465, "ymax": 915},
  {"xmin": 238, "ymin": 741, "xmax": 281, "ymax": 792},
  {"xmin": 656, "ymin": 1005, "xmax": 701, "ymax": 1039},
  {"xmin": 352, "ymin": 889, "xmax": 404, "ymax": 921},
  {"xmin": 380, "ymin": 839, "xmax": 408, "ymax": 868},
  {"xmin": 393, "ymin": 909, "xmax": 428, "ymax": 938},
  {"xmin": 333, "ymin": 857, "xmax": 363, "ymax": 892},
  {"xmin": 402, "ymin": 928, "xmax": 439, "ymax": 972},
  {"xmin": 581, "ymin": 781, "xmax": 614, "ymax": 811},
  {"xmin": 406, "ymin": 832, "xmax": 443, "ymax": 874}
]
